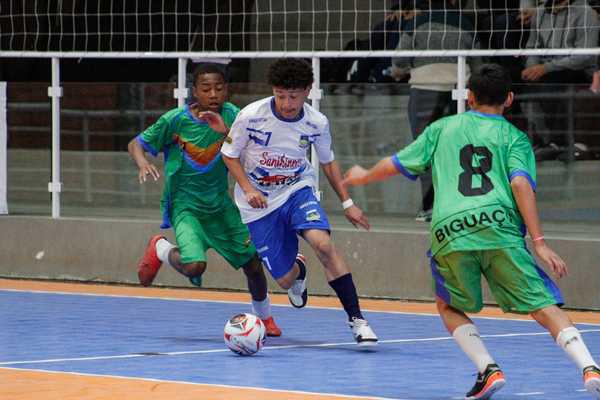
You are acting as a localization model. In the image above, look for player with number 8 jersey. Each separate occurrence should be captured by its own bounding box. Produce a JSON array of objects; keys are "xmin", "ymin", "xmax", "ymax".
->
[
  {"xmin": 391, "ymin": 103, "xmax": 536, "ymax": 258},
  {"xmin": 343, "ymin": 64, "xmax": 600, "ymax": 399}
]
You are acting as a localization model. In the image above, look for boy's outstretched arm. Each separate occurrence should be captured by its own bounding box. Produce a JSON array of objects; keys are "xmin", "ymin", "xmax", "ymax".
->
[
  {"xmin": 342, "ymin": 157, "xmax": 399, "ymax": 187},
  {"xmin": 128, "ymin": 138, "xmax": 160, "ymax": 183},
  {"xmin": 511, "ymin": 176, "xmax": 568, "ymax": 278}
]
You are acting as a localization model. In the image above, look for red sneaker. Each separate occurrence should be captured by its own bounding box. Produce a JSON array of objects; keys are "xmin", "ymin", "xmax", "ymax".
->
[
  {"xmin": 262, "ymin": 316, "xmax": 282, "ymax": 337},
  {"xmin": 138, "ymin": 235, "xmax": 166, "ymax": 287}
]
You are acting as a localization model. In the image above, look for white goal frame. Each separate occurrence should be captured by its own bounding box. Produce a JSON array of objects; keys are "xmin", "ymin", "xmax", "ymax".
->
[{"xmin": 1, "ymin": 47, "xmax": 599, "ymax": 217}]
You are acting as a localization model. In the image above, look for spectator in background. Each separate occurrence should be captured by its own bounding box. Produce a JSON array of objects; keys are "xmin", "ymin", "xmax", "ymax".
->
[
  {"xmin": 487, "ymin": 0, "xmax": 538, "ymax": 80},
  {"xmin": 388, "ymin": 0, "xmax": 478, "ymax": 221},
  {"xmin": 321, "ymin": 1, "xmax": 414, "ymax": 84},
  {"xmin": 349, "ymin": 1, "xmax": 417, "ymax": 83},
  {"xmin": 521, "ymin": 0, "xmax": 599, "ymax": 156}
]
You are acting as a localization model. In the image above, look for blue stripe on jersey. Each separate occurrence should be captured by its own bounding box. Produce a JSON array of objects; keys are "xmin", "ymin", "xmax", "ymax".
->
[
  {"xmin": 182, "ymin": 151, "xmax": 223, "ymax": 174},
  {"xmin": 509, "ymin": 170, "xmax": 536, "ymax": 191},
  {"xmin": 467, "ymin": 110, "xmax": 506, "ymax": 120},
  {"xmin": 183, "ymin": 104, "xmax": 209, "ymax": 126},
  {"xmin": 160, "ymin": 149, "xmax": 173, "ymax": 229},
  {"xmin": 247, "ymin": 128, "xmax": 272, "ymax": 146},
  {"xmin": 391, "ymin": 154, "xmax": 418, "ymax": 181},
  {"xmin": 136, "ymin": 135, "xmax": 159, "ymax": 157}
]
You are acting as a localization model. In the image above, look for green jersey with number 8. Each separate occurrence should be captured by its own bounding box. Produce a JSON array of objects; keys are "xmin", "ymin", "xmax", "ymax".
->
[{"xmin": 392, "ymin": 111, "xmax": 536, "ymax": 256}]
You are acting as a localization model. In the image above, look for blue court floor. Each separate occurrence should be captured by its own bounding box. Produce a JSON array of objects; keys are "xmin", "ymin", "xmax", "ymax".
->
[{"xmin": 1, "ymin": 288, "xmax": 599, "ymax": 399}]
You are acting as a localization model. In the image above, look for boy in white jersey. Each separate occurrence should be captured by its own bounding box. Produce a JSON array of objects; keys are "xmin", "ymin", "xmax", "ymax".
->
[
  {"xmin": 343, "ymin": 64, "xmax": 600, "ymax": 399},
  {"xmin": 221, "ymin": 58, "xmax": 378, "ymax": 345}
]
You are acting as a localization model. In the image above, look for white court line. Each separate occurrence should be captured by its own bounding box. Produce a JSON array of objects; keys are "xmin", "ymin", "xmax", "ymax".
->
[
  {"xmin": 3, "ymin": 288, "xmax": 600, "ymax": 326},
  {"xmin": 0, "ymin": 366, "xmax": 403, "ymax": 400},
  {"xmin": 1, "ymin": 329, "xmax": 599, "ymax": 367}
]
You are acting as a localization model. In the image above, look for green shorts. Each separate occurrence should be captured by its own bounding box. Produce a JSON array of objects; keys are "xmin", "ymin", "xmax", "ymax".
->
[
  {"xmin": 430, "ymin": 246, "xmax": 563, "ymax": 314},
  {"xmin": 171, "ymin": 203, "xmax": 256, "ymax": 269}
]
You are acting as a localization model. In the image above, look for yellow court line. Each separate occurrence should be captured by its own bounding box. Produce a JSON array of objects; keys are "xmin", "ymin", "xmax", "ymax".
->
[{"xmin": 1, "ymin": 278, "xmax": 599, "ymax": 323}]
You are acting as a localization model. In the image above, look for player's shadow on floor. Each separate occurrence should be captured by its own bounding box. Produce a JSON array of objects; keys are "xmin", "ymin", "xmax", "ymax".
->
[
  {"xmin": 265, "ymin": 337, "xmax": 380, "ymax": 353},
  {"xmin": 156, "ymin": 335, "xmax": 225, "ymax": 345}
]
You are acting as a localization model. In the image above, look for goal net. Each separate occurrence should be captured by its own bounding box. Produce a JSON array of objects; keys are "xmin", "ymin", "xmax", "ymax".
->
[{"xmin": 1, "ymin": 0, "xmax": 598, "ymax": 56}]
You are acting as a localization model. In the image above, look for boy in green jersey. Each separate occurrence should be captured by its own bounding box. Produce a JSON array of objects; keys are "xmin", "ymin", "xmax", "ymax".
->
[
  {"xmin": 342, "ymin": 64, "xmax": 600, "ymax": 399},
  {"xmin": 128, "ymin": 64, "xmax": 281, "ymax": 336}
]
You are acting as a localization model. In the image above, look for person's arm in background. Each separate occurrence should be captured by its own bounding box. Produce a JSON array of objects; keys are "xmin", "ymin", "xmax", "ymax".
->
[
  {"xmin": 523, "ymin": 8, "xmax": 542, "ymax": 70},
  {"xmin": 541, "ymin": 6, "xmax": 599, "ymax": 73},
  {"xmin": 390, "ymin": 12, "xmax": 419, "ymax": 80},
  {"xmin": 390, "ymin": 33, "xmax": 413, "ymax": 80}
]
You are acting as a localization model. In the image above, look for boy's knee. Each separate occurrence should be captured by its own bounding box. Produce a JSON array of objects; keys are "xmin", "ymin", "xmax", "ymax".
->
[
  {"xmin": 181, "ymin": 261, "xmax": 207, "ymax": 277},
  {"xmin": 242, "ymin": 255, "xmax": 263, "ymax": 278},
  {"xmin": 312, "ymin": 238, "xmax": 334, "ymax": 258}
]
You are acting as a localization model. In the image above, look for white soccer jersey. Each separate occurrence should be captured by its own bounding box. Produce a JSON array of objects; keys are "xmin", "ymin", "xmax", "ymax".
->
[{"xmin": 221, "ymin": 97, "xmax": 335, "ymax": 223}]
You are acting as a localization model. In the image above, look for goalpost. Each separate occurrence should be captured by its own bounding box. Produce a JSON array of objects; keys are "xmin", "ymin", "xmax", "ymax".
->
[
  {"xmin": 1, "ymin": 0, "xmax": 598, "ymax": 217},
  {"xmin": 0, "ymin": 81, "xmax": 7, "ymax": 215}
]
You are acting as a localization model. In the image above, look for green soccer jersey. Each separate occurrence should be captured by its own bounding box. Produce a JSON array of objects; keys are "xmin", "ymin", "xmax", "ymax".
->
[
  {"xmin": 136, "ymin": 102, "xmax": 240, "ymax": 228},
  {"xmin": 393, "ymin": 111, "xmax": 536, "ymax": 256}
]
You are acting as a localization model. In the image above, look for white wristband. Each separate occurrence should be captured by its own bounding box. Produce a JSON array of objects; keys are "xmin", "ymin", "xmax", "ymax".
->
[{"xmin": 342, "ymin": 198, "xmax": 354, "ymax": 210}]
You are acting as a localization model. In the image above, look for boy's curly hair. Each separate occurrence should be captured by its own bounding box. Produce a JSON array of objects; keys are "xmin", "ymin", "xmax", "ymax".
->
[{"xmin": 267, "ymin": 58, "xmax": 313, "ymax": 89}]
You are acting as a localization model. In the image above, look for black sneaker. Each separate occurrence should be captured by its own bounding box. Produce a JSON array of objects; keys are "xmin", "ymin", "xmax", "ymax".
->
[{"xmin": 465, "ymin": 363, "xmax": 506, "ymax": 400}]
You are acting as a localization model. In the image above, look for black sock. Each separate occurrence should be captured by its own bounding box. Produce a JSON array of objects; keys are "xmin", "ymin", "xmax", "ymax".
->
[
  {"xmin": 242, "ymin": 257, "xmax": 268, "ymax": 302},
  {"xmin": 328, "ymin": 273, "xmax": 363, "ymax": 321}
]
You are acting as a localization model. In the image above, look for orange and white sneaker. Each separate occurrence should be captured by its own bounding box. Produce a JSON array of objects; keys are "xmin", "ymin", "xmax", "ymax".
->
[
  {"xmin": 261, "ymin": 316, "xmax": 282, "ymax": 337},
  {"xmin": 137, "ymin": 235, "xmax": 165, "ymax": 287},
  {"xmin": 465, "ymin": 363, "xmax": 506, "ymax": 400},
  {"xmin": 584, "ymin": 365, "xmax": 600, "ymax": 399}
]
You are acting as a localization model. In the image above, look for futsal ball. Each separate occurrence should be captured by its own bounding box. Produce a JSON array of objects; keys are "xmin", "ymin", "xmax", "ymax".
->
[{"xmin": 223, "ymin": 313, "xmax": 266, "ymax": 356}]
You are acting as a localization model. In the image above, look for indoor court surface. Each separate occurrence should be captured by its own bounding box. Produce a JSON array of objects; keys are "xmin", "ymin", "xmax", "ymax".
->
[{"xmin": 1, "ymin": 279, "xmax": 599, "ymax": 400}]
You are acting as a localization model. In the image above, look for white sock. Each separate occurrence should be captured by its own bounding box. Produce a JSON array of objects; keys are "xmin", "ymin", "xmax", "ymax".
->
[
  {"xmin": 252, "ymin": 296, "xmax": 271, "ymax": 320},
  {"xmin": 155, "ymin": 238, "xmax": 176, "ymax": 267},
  {"xmin": 453, "ymin": 323, "xmax": 496, "ymax": 373},
  {"xmin": 556, "ymin": 326, "xmax": 598, "ymax": 371}
]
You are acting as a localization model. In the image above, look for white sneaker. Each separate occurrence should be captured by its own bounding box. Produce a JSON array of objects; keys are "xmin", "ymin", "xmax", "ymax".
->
[
  {"xmin": 287, "ymin": 254, "xmax": 308, "ymax": 308},
  {"xmin": 348, "ymin": 317, "xmax": 378, "ymax": 346}
]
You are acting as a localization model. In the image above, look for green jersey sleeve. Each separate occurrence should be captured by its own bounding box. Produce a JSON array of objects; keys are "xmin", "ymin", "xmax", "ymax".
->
[
  {"xmin": 507, "ymin": 132, "xmax": 537, "ymax": 190},
  {"xmin": 392, "ymin": 123, "xmax": 439, "ymax": 180},
  {"xmin": 137, "ymin": 108, "xmax": 183, "ymax": 156}
]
